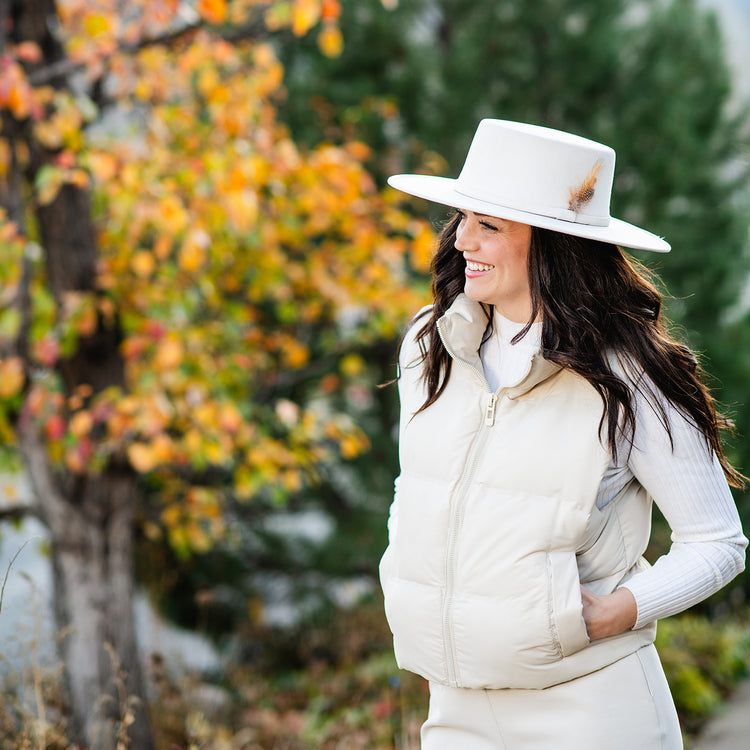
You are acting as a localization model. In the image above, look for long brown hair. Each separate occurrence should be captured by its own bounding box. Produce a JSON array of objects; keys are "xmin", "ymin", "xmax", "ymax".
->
[{"xmin": 406, "ymin": 212, "xmax": 745, "ymax": 488}]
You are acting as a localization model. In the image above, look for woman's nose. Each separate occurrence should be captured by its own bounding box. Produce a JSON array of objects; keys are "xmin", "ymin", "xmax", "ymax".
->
[{"xmin": 455, "ymin": 221, "xmax": 477, "ymax": 252}]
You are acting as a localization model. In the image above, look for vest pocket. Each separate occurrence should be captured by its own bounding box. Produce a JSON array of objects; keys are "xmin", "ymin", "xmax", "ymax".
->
[{"xmin": 547, "ymin": 551, "xmax": 591, "ymax": 657}]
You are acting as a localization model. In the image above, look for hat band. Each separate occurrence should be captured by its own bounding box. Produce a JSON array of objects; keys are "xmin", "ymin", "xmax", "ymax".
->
[{"xmin": 454, "ymin": 187, "xmax": 611, "ymax": 228}]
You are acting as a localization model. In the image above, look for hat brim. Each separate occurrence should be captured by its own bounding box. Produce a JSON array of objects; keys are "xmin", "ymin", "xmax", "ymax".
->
[{"xmin": 388, "ymin": 174, "xmax": 670, "ymax": 253}]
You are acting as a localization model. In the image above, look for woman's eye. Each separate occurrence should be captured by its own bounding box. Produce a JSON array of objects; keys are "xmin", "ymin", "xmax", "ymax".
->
[{"xmin": 481, "ymin": 221, "xmax": 498, "ymax": 231}]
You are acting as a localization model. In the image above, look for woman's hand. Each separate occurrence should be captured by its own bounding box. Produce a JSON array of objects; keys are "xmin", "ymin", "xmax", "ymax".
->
[{"xmin": 580, "ymin": 585, "xmax": 638, "ymax": 641}]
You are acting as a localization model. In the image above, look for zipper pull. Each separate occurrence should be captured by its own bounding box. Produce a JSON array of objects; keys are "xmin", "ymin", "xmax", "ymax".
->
[{"xmin": 485, "ymin": 393, "xmax": 497, "ymax": 426}]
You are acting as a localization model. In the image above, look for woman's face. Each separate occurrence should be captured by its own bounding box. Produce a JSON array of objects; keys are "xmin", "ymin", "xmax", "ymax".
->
[{"xmin": 454, "ymin": 210, "xmax": 533, "ymax": 322}]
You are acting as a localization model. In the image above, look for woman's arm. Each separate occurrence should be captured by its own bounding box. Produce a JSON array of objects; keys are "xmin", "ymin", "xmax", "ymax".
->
[{"xmin": 613, "ymin": 378, "xmax": 746, "ymax": 630}]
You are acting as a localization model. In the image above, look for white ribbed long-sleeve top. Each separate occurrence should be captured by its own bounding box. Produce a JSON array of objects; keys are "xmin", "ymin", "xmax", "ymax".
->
[{"xmin": 480, "ymin": 310, "xmax": 747, "ymax": 628}]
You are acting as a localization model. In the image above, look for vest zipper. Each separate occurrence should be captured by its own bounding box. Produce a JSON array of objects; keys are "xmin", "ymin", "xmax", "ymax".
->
[
  {"xmin": 437, "ymin": 324, "xmax": 500, "ymax": 685},
  {"xmin": 485, "ymin": 392, "xmax": 497, "ymax": 426},
  {"xmin": 442, "ymin": 417, "xmax": 493, "ymax": 686}
]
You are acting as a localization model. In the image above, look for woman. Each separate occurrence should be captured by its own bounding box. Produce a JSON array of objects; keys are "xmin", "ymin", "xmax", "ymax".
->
[{"xmin": 380, "ymin": 120, "xmax": 747, "ymax": 749}]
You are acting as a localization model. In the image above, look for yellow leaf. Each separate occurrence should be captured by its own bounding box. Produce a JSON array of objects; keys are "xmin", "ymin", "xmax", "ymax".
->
[
  {"xmin": 340, "ymin": 432, "xmax": 368, "ymax": 460},
  {"xmin": 84, "ymin": 14, "xmax": 112, "ymax": 38},
  {"xmin": 159, "ymin": 195, "xmax": 189, "ymax": 234},
  {"xmin": 184, "ymin": 428, "xmax": 203, "ymax": 457},
  {"xmin": 340, "ymin": 353, "xmax": 365, "ymax": 378},
  {"xmin": 69, "ymin": 410, "xmax": 93, "ymax": 438},
  {"xmin": 161, "ymin": 504, "xmax": 181, "ymax": 528},
  {"xmin": 186, "ymin": 520, "xmax": 212, "ymax": 553},
  {"xmin": 76, "ymin": 303, "xmax": 98, "ymax": 338},
  {"xmin": 131, "ymin": 250, "xmax": 155, "ymax": 278},
  {"xmin": 151, "ymin": 433, "xmax": 174, "ymax": 463},
  {"xmin": 292, "ymin": 0, "xmax": 321, "ymax": 36},
  {"xmin": 411, "ymin": 223, "xmax": 435, "ymax": 272},
  {"xmin": 218, "ymin": 402, "xmax": 243, "ymax": 433},
  {"xmin": 178, "ymin": 241, "xmax": 205, "ymax": 273},
  {"xmin": 281, "ymin": 468, "xmax": 302, "ymax": 492},
  {"xmin": 153, "ymin": 234, "xmax": 173, "ymax": 260},
  {"xmin": 34, "ymin": 120, "xmax": 64, "ymax": 150},
  {"xmin": 154, "ymin": 336, "xmax": 183, "ymax": 371},
  {"xmin": 88, "ymin": 152, "xmax": 118, "ymax": 182},
  {"xmin": 264, "ymin": 2, "xmax": 292, "ymax": 31},
  {"xmin": 194, "ymin": 402, "xmax": 217, "ymax": 429},
  {"xmin": 204, "ymin": 441, "xmax": 227, "ymax": 465},
  {"xmin": 282, "ymin": 340, "xmax": 309, "ymax": 369},
  {"xmin": 68, "ymin": 169, "xmax": 90, "ymax": 190},
  {"xmin": 127, "ymin": 442, "xmax": 158, "ymax": 473},
  {"xmin": 317, "ymin": 24, "xmax": 343, "ymax": 58}
]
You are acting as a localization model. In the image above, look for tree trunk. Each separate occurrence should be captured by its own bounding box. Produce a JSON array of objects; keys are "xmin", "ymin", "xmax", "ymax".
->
[
  {"xmin": 19, "ymin": 426, "xmax": 153, "ymax": 750},
  {"xmin": 3, "ymin": 1, "xmax": 155, "ymax": 747}
]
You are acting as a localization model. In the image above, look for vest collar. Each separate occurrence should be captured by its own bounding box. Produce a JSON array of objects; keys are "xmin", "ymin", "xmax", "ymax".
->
[{"xmin": 436, "ymin": 293, "xmax": 561, "ymax": 398}]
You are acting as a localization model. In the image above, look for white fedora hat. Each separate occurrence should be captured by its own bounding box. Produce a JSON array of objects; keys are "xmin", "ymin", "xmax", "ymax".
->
[{"xmin": 388, "ymin": 119, "xmax": 670, "ymax": 253}]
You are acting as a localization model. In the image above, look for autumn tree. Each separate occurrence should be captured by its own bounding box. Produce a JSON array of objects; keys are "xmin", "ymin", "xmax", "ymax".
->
[{"xmin": 0, "ymin": 0, "xmax": 427, "ymax": 747}]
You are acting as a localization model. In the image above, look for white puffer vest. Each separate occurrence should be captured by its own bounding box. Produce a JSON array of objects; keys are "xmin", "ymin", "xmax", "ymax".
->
[{"xmin": 380, "ymin": 294, "xmax": 657, "ymax": 690}]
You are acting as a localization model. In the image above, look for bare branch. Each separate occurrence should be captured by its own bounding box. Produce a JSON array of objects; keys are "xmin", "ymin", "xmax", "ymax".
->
[
  {"xmin": 0, "ymin": 505, "xmax": 38, "ymax": 523},
  {"xmin": 0, "ymin": 535, "xmax": 42, "ymax": 614}
]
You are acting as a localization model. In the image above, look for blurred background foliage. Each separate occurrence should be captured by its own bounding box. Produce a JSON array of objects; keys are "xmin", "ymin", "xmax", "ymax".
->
[{"xmin": 0, "ymin": 0, "xmax": 749, "ymax": 747}]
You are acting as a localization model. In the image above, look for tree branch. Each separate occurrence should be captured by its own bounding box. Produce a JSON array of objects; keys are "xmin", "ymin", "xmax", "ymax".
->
[
  {"xmin": 27, "ymin": 11, "xmax": 268, "ymax": 88},
  {"xmin": 27, "ymin": 21, "xmax": 204, "ymax": 86},
  {"xmin": 0, "ymin": 504, "xmax": 38, "ymax": 522}
]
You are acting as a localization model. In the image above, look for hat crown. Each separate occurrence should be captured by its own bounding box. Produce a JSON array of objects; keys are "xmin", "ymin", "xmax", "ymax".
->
[{"xmin": 456, "ymin": 120, "xmax": 615, "ymax": 226}]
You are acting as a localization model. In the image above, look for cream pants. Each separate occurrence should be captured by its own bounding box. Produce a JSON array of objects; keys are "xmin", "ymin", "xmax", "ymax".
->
[{"xmin": 421, "ymin": 645, "xmax": 682, "ymax": 749}]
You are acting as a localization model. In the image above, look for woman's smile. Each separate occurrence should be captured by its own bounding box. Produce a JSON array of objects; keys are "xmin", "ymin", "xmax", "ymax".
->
[{"xmin": 465, "ymin": 260, "xmax": 495, "ymax": 275}]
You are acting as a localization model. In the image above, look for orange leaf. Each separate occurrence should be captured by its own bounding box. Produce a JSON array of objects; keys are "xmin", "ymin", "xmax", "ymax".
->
[
  {"xmin": 88, "ymin": 152, "xmax": 118, "ymax": 182},
  {"xmin": 410, "ymin": 223, "xmax": 435, "ymax": 272},
  {"xmin": 45, "ymin": 414, "xmax": 66, "ymax": 442},
  {"xmin": 154, "ymin": 335, "xmax": 183, "ymax": 371},
  {"xmin": 33, "ymin": 336, "xmax": 60, "ymax": 367},
  {"xmin": 69, "ymin": 410, "xmax": 93, "ymax": 438},
  {"xmin": 197, "ymin": 0, "xmax": 227, "ymax": 24},
  {"xmin": 0, "ymin": 357, "xmax": 24, "ymax": 398},
  {"xmin": 127, "ymin": 442, "xmax": 159, "ymax": 473},
  {"xmin": 14, "ymin": 42, "xmax": 42, "ymax": 64},
  {"xmin": 218, "ymin": 402, "xmax": 243, "ymax": 433},
  {"xmin": 282, "ymin": 340, "xmax": 310, "ymax": 369},
  {"xmin": 321, "ymin": 0, "xmax": 341, "ymax": 21},
  {"xmin": 75, "ymin": 302, "xmax": 98, "ymax": 338},
  {"xmin": 131, "ymin": 250, "xmax": 156, "ymax": 278},
  {"xmin": 178, "ymin": 229, "xmax": 209, "ymax": 273},
  {"xmin": 153, "ymin": 234, "xmax": 173, "ymax": 260}
]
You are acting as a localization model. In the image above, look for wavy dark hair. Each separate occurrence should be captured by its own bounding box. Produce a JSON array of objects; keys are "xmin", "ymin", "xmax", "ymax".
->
[{"xmin": 406, "ymin": 211, "xmax": 745, "ymax": 488}]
